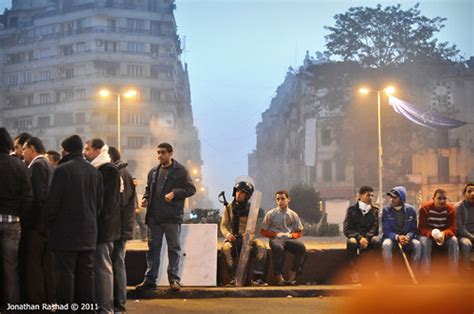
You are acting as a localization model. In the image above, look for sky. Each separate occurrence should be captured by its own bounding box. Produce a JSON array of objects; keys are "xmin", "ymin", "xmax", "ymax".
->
[{"xmin": 1, "ymin": 0, "xmax": 473, "ymax": 207}]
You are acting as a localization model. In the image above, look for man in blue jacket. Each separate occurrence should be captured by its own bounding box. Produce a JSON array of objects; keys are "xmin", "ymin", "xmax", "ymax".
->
[
  {"xmin": 382, "ymin": 186, "xmax": 422, "ymax": 274},
  {"xmin": 136, "ymin": 143, "xmax": 196, "ymax": 292}
]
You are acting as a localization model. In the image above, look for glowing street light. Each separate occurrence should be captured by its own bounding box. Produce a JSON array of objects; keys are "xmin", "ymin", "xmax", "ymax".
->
[
  {"xmin": 359, "ymin": 86, "xmax": 396, "ymax": 209},
  {"xmin": 98, "ymin": 88, "xmax": 137, "ymax": 151}
]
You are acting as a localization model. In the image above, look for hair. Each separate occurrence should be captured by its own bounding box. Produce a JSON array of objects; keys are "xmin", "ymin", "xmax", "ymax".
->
[
  {"xmin": 433, "ymin": 188, "xmax": 447, "ymax": 198},
  {"xmin": 275, "ymin": 190, "xmax": 290, "ymax": 198},
  {"xmin": 25, "ymin": 137, "xmax": 46, "ymax": 154},
  {"xmin": 359, "ymin": 186, "xmax": 374, "ymax": 195},
  {"xmin": 108, "ymin": 146, "xmax": 121, "ymax": 162},
  {"xmin": 46, "ymin": 150, "xmax": 61, "ymax": 163},
  {"xmin": 463, "ymin": 182, "xmax": 474, "ymax": 194},
  {"xmin": 14, "ymin": 132, "xmax": 32, "ymax": 146},
  {"xmin": 157, "ymin": 142, "xmax": 173, "ymax": 153},
  {"xmin": 89, "ymin": 138, "xmax": 105, "ymax": 150},
  {"xmin": 0, "ymin": 127, "xmax": 14, "ymax": 153}
]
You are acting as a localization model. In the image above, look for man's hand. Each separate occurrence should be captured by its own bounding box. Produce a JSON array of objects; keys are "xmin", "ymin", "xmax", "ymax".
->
[
  {"xmin": 276, "ymin": 232, "xmax": 291, "ymax": 238},
  {"xmin": 359, "ymin": 237, "xmax": 369, "ymax": 249},
  {"xmin": 226, "ymin": 233, "xmax": 236, "ymax": 242},
  {"xmin": 165, "ymin": 191, "xmax": 175, "ymax": 202},
  {"xmin": 398, "ymin": 235, "xmax": 410, "ymax": 245},
  {"xmin": 135, "ymin": 208, "xmax": 140, "ymax": 214},
  {"xmin": 141, "ymin": 199, "xmax": 149, "ymax": 208}
]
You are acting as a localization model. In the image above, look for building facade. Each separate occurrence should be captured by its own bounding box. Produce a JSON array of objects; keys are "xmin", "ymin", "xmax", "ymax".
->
[{"xmin": 0, "ymin": 0, "xmax": 207, "ymax": 209}]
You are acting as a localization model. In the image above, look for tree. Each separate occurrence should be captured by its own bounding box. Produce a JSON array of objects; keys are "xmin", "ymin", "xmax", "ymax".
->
[
  {"xmin": 289, "ymin": 184, "xmax": 321, "ymax": 223},
  {"xmin": 324, "ymin": 3, "xmax": 460, "ymax": 68}
]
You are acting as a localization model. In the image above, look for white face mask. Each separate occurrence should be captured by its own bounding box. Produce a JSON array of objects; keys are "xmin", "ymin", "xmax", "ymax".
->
[{"xmin": 358, "ymin": 201, "xmax": 371, "ymax": 215}]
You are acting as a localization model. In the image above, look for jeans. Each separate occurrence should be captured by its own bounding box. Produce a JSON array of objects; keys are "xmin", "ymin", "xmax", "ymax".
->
[
  {"xmin": 144, "ymin": 223, "xmax": 181, "ymax": 283},
  {"xmin": 382, "ymin": 238, "xmax": 422, "ymax": 273},
  {"xmin": 112, "ymin": 240, "xmax": 127, "ymax": 312},
  {"xmin": 458, "ymin": 237, "xmax": 472, "ymax": 271},
  {"xmin": 269, "ymin": 238, "xmax": 306, "ymax": 276},
  {"xmin": 0, "ymin": 222, "xmax": 21, "ymax": 304},
  {"xmin": 221, "ymin": 237, "xmax": 267, "ymax": 277},
  {"xmin": 95, "ymin": 242, "xmax": 114, "ymax": 314},
  {"xmin": 53, "ymin": 250, "xmax": 95, "ymax": 312},
  {"xmin": 346, "ymin": 236, "xmax": 381, "ymax": 266},
  {"xmin": 420, "ymin": 236, "xmax": 459, "ymax": 275}
]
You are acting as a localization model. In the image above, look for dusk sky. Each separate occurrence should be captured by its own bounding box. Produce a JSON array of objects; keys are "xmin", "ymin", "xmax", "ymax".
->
[{"xmin": 1, "ymin": 1, "xmax": 473, "ymax": 207}]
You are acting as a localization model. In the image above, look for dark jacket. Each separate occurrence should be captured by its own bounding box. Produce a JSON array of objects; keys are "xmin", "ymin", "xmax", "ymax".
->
[
  {"xmin": 97, "ymin": 162, "xmax": 121, "ymax": 244},
  {"xmin": 0, "ymin": 152, "xmax": 33, "ymax": 218},
  {"xmin": 115, "ymin": 161, "xmax": 136, "ymax": 241},
  {"xmin": 382, "ymin": 204, "xmax": 417, "ymax": 241},
  {"xmin": 47, "ymin": 153, "xmax": 103, "ymax": 251},
  {"xmin": 24, "ymin": 156, "xmax": 54, "ymax": 233},
  {"xmin": 456, "ymin": 200, "xmax": 474, "ymax": 241},
  {"xmin": 343, "ymin": 202, "xmax": 379, "ymax": 241},
  {"xmin": 144, "ymin": 159, "xmax": 196, "ymax": 224}
]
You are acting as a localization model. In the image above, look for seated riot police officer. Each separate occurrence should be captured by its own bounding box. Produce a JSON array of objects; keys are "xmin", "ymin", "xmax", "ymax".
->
[{"xmin": 219, "ymin": 181, "xmax": 267, "ymax": 286}]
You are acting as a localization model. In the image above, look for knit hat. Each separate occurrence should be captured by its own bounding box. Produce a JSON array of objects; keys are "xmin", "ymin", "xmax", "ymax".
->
[
  {"xmin": 61, "ymin": 135, "xmax": 83, "ymax": 154},
  {"xmin": 387, "ymin": 186, "xmax": 407, "ymax": 203}
]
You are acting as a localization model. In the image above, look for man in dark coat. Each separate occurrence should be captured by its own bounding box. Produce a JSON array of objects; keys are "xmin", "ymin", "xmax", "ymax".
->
[
  {"xmin": 108, "ymin": 146, "xmax": 136, "ymax": 312},
  {"xmin": 47, "ymin": 135, "xmax": 103, "ymax": 308},
  {"xmin": 22, "ymin": 137, "xmax": 54, "ymax": 303},
  {"xmin": 84, "ymin": 139, "xmax": 121, "ymax": 313},
  {"xmin": 0, "ymin": 128, "xmax": 32, "ymax": 306},
  {"xmin": 136, "ymin": 143, "xmax": 196, "ymax": 291}
]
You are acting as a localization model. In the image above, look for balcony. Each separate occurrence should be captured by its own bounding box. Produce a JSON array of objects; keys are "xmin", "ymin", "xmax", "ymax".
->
[{"xmin": 427, "ymin": 175, "xmax": 466, "ymax": 185}]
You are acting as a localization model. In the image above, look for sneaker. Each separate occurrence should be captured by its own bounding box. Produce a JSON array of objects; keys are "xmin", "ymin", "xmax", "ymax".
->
[
  {"xmin": 135, "ymin": 280, "xmax": 157, "ymax": 290},
  {"xmin": 251, "ymin": 279, "xmax": 268, "ymax": 286},
  {"xmin": 169, "ymin": 280, "xmax": 181, "ymax": 291},
  {"xmin": 226, "ymin": 278, "xmax": 237, "ymax": 287}
]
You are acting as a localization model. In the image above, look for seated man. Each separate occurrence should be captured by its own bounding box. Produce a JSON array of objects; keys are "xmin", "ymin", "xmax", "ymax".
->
[
  {"xmin": 382, "ymin": 186, "xmax": 422, "ymax": 274},
  {"xmin": 419, "ymin": 188, "xmax": 458, "ymax": 275},
  {"xmin": 261, "ymin": 190, "xmax": 306, "ymax": 286},
  {"xmin": 220, "ymin": 181, "xmax": 267, "ymax": 286},
  {"xmin": 343, "ymin": 186, "xmax": 380, "ymax": 282},
  {"xmin": 456, "ymin": 182, "xmax": 474, "ymax": 273}
]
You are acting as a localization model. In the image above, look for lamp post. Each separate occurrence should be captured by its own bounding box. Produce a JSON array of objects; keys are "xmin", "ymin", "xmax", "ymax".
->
[
  {"xmin": 359, "ymin": 86, "xmax": 395, "ymax": 210},
  {"xmin": 99, "ymin": 89, "xmax": 137, "ymax": 151}
]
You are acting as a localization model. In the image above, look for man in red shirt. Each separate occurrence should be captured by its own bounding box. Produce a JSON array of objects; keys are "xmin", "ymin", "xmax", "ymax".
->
[{"xmin": 418, "ymin": 188, "xmax": 459, "ymax": 275}]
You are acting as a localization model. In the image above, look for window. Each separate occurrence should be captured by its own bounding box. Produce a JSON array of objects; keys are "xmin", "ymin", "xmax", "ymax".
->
[
  {"xmin": 20, "ymin": 72, "xmax": 32, "ymax": 84},
  {"xmin": 127, "ymin": 18, "xmax": 145, "ymax": 32},
  {"xmin": 76, "ymin": 42, "xmax": 85, "ymax": 52},
  {"xmin": 105, "ymin": 41, "xmax": 117, "ymax": 52},
  {"xmin": 54, "ymin": 112, "xmax": 74, "ymax": 126},
  {"xmin": 76, "ymin": 65, "xmax": 86, "ymax": 76},
  {"xmin": 39, "ymin": 70, "xmax": 51, "ymax": 81},
  {"xmin": 39, "ymin": 93, "xmax": 51, "ymax": 104},
  {"xmin": 127, "ymin": 42, "xmax": 145, "ymax": 53},
  {"xmin": 65, "ymin": 68, "xmax": 74, "ymax": 79},
  {"xmin": 127, "ymin": 65, "xmax": 143, "ymax": 77},
  {"xmin": 8, "ymin": 73, "xmax": 18, "ymax": 86},
  {"xmin": 128, "ymin": 136, "xmax": 145, "ymax": 149},
  {"xmin": 64, "ymin": 90, "xmax": 74, "ymax": 101},
  {"xmin": 322, "ymin": 160, "xmax": 332, "ymax": 182},
  {"xmin": 17, "ymin": 117, "xmax": 33, "ymax": 130},
  {"xmin": 76, "ymin": 89, "xmax": 86, "ymax": 99},
  {"xmin": 75, "ymin": 112, "xmax": 85, "ymax": 124},
  {"xmin": 321, "ymin": 128, "xmax": 331, "ymax": 146},
  {"xmin": 27, "ymin": 95, "xmax": 34, "ymax": 106},
  {"xmin": 151, "ymin": 89, "xmax": 161, "ymax": 102},
  {"xmin": 336, "ymin": 158, "xmax": 345, "ymax": 182},
  {"xmin": 150, "ymin": 21, "xmax": 160, "ymax": 35},
  {"xmin": 438, "ymin": 156, "xmax": 449, "ymax": 182},
  {"xmin": 151, "ymin": 44, "xmax": 159, "ymax": 54},
  {"xmin": 61, "ymin": 44, "xmax": 74, "ymax": 56},
  {"xmin": 38, "ymin": 116, "xmax": 50, "ymax": 128},
  {"xmin": 128, "ymin": 112, "xmax": 146, "ymax": 125},
  {"xmin": 39, "ymin": 48, "xmax": 51, "ymax": 59}
]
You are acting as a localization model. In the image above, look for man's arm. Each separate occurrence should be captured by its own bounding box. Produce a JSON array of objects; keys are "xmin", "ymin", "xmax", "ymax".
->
[
  {"xmin": 172, "ymin": 168, "xmax": 196, "ymax": 200},
  {"xmin": 343, "ymin": 208, "xmax": 361, "ymax": 241},
  {"xmin": 366, "ymin": 208, "xmax": 379, "ymax": 238},
  {"xmin": 418, "ymin": 206, "xmax": 432, "ymax": 237},
  {"xmin": 443, "ymin": 205, "xmax": 457, "ymax": 238},
  {"xmin": 220, "ymin": 205, "xmax": 232, "ymax": 238},
  {"xmin": 456, "ymin": 204, "xmax": 473, "ymax": 240},
  {"xmin": 382, "ymin": 208, "xmax": 397, "ymax": 241},
  {"xmin": 260, "ymin": 210, "xmax": 277, "ymax": 238}
]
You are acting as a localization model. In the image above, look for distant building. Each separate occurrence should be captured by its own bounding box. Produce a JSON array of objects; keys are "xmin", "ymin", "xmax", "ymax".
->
[
  {"xmin": 250, "ymin": 51, "xmax": 474, "ymax": 213},
  {"xmin": 0, "ymin": 0, "xmax": 207, "ymax": 209}
]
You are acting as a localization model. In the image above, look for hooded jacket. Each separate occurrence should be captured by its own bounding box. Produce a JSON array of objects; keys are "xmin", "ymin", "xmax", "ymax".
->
[{"xmin": 114, "ymin": 160, "xmax": 136, "ymax": 241}]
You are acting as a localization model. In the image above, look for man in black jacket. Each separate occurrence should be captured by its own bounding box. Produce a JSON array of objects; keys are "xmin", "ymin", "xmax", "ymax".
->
[
  {"xmin": 108, "ymin": 146, "xmax": 136, "ymax": 312},
  {"xmin": 0, "ymin": 128, "xmax": 32, "ymax": 306},
  {"xmin": 84, "ymin": 139, "xmax": 121, "ymax": 313},
  {"xmin": 343, "ymin": 186, "xmax": 380, "ymax": 282},
  {"xmin": 22, "ymin": 137, "xmax": 54, "ymax": 304},
  {"xmin": 47, "ymin": 135, "xmax": 103, "ymax": 308},
  {"xmin": 136, "ymin": 143, "xmax": 196, "ymax": 291}
]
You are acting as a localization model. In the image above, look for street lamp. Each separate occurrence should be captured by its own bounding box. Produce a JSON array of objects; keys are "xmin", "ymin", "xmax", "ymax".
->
[
  {"xmin": 98, "ymin": 88, "xmax": 137, "ymax": 151},
  {"xmin": 359, "ymin": 86, "xmax": 395, "ymax": 210}
]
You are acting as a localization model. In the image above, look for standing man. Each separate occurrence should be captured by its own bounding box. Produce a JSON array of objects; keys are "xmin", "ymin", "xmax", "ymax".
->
[
  {"xmin": 47, "ymin": 135, "xmax": 103, "ymax": 308},
  {"xmin": 0, "ymin": 128, "xmax": 32, "ymax": 306},
  {"xmin": 456, "ymin": 182, "xmax": 474, "ymax": 273},
  {"xmin": 418, "ymin": 188, "xmax": 458, "ymax": 275},
  {"xmin": 261, "ymin": 190, "xmax": 306, "ymax": 286},
  {"xmin": 45, "ymin": 150, "xmax": 61, "ymax": 167},
  {"xmin": 84, "ymin": 139, "xmax": 121, "ymax": 313},
  {"xmin": 381, "ymin": 186, "xmax": 422, "ymax": 274},
  {"xmin": 136, "ymin": 143, "xmax": 196, "ymax": 291},
  {"xmin": 11, "ymin": 132, "xmax": 31, "ymax": 159},
  {"xmin": 22, "ymin": 137, "xmax": 55, "ymax": 303},
  {"xmin": 108, "ymin": 146, "xmax": 136, "ymax": 312},
  {"xmin": 220, "ymin": 181, "xmax": 267, "ymax": 286},
  {"xmin": 343, "ymin": 186, "xmax": 380, "ymax": 282}
]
